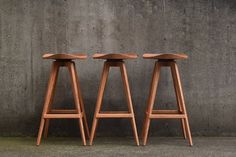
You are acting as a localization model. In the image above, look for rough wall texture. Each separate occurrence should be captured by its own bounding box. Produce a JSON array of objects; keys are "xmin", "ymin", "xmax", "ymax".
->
[{"xmin": 0, "ymin": 0, "xmax": 236, "ymax": 137}]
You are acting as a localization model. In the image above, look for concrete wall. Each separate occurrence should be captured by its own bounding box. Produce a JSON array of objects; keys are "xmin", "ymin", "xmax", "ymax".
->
[{"xmin": 0, "ymin": 0, "xmax": 236, "ymax": 137}]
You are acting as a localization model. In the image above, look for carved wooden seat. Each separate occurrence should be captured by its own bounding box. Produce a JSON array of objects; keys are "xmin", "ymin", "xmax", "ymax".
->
[
  {"xmin": 143, "ymin": 53, "xmax": 188, "ymax": 60},
  {"xmin": 93, "ymin": 53, "xmax": 138, "ymax": 60},
  {"xmin": 43, "ymin": 53, "xmax": 87, "ymax": 60}
]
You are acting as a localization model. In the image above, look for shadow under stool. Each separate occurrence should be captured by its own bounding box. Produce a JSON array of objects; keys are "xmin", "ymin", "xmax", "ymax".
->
[
  {"xmin": 142, "ymin": 53, "xmax": 193, "ymax": 146},
  {"xmin": 36, "ymin": 53, "xmax": 90, "ymax": 146},
  {"xmin": 89, "ymin": 53, "xmax": 140, "ymax": 146}
]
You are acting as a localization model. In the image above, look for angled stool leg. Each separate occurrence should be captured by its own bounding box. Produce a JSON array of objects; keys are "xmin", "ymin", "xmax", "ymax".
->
[
  {"xmin": 120, "ymin": 62, "xmax": 140, "ymax": 146},
  {"xmin": 170, "ymin": 65, "xmax": 187, "ymax": 139},
  {"xmin": 37, "ymin": 62, "xmax": 60, "ymax": 146},
  {"xmin": 89, "ymin": 62, "xmax": 110, "ymax": 145},
  {"xmin": 74, "ymin": 64, "xmax": 90, "ymax": 138},
  {"xmin": 142, "ymin": 62, "xmax": 161, "ymax": 145},
  {"xmin": 43, "ymin": 66, "xmax": 59, "ymax": 139},
  {"xmin": 171, "ymin": 62, "xmax": 193, "ymax": 146},
  {"xmin": 67, "ymin": 62, "xmax": 86, "ymax": 145}
]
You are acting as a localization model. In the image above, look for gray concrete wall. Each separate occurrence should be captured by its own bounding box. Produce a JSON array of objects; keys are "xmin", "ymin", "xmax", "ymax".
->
[{"xmin": 0, "ymin": 0, "xmax": 236, "ymax": 137}]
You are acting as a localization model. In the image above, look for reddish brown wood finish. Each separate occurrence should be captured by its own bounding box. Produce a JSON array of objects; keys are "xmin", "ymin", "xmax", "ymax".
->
[
  {"xmin": 142, "ymin": 54, "xmax": 193, "ymax": 146},
  {"xmin": 43, "ymin": 53, "xmax": 87, "ymax": 60},
  {"xmin": 36, "ymin": 56, "xmax": 89, "ymax": 146},
  {"xmin": 89, "ymin": 56, "xmax": 139, "ymax": 146},
  {"xmin": 93, "ymin": 53, "xmax": 138, "ymax": 60},
  {"xmin": 143, "ymin": 53, "xmax": 188, "ymax": 60}
]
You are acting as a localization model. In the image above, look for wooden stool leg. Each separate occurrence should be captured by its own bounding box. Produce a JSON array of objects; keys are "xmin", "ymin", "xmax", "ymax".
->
[
  {"xmin": 67, "ymin": 62, "xmax": 86, "ymax": 145},
  {"xmin": 43, "ymin": 117, "xmax": 50, "ymax": 138},
  {"xmin": 170, "ymin": 66, "xmax": 187, "ymax": 139},
  {"xmin": 171, "ymin": 62, "xmax": 193, "ymax": 146},
  {"xmin": 142, "ymin": 62, "xmax": 161, "ymax": 145},
  {"xmin": 89, "ymin": 62, "xmax": 110, "ymax": 145},
  {"xmin": 74, "ymin": 65, "xmax": 90, "ymax": 138},
  {"xmin": 43, "ymin": 66, "xmax": 59, "ymax": 139},
  {"xmin": 37, "ymin": 62, "xmax": 59, "ymax": 146},
  {"xmin": 119, "ymin": 63, "xmax": 140, "ymax": 146}
]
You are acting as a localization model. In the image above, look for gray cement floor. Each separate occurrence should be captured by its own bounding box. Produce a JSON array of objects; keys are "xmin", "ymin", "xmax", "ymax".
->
[{"xmin": 0, "ymin": 137, "xmax": 235, "ymax": 157}]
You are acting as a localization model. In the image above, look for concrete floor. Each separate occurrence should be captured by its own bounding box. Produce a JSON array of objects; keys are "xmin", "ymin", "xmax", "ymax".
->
[{"xmin": 0, "ymin": 137, "xmax": 235, "ymax": 157}]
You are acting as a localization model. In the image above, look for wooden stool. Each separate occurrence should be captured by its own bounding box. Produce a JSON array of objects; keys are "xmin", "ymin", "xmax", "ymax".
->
[
  {"xmin": 89, "ymin": 53, "xmax": 140, "ymax": 146},
  {"xmin": 142, "ymin": 53, "xmax": 193, "ymax": 146},
  {"xmin": 36, "ymin": 53, "xmax": 90, "ymax": 146}
]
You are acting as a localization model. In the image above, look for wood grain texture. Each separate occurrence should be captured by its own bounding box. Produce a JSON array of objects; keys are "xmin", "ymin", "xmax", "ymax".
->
[
  {"xmin": 36, "ymin": 60, "xmax": 88, "ymax": 146},
  {"xmin": 170, "ymin": 62, "xmax": 187, "ymax": 139},
  {"xmin": 43, "ymin": 61, "xmax": 59, "ymax": 139},
  {"xmin": 119, "ymin": 62, "xmax": 140, "ymax": 146},
  {"xmin": 142, "ymin": 60, "xmax": 193, "ymax": 146},
  {"xmin": 90, "ymin": 60, "xmax": 139, "ymax": 146},
  {"xmin": 143, "ymin": 53, "xmax": 188, "ymax": 60},
  {"xmin": 43, "ymin": 53, "xmax": 87, "ymax": 60},
  {"xmin": 142, "ymin": 62, "xmax": 161, "ymax": 145},
  {"xmin": 89, "ymin": 62, "xmax": 110, "ymax": 145},
  {"xmin": 170, "ymin": 62, "xmax": 193, "ymax": 146},
  {"xmin": 93, "ymin": 53, "xmax": 138, "ymax": 59},
  {"xmin": 66, "ymin": 62, "xmax": 86, "ymax": 145},
  {"xmin": 37, "ymin": 62, "xmax": 60, "ymax": 146}
]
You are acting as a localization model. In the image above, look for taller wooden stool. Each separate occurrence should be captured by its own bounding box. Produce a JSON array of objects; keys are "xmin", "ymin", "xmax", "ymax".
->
[
  {"xmin": 36, "ymin": 53, "xmax": 90, "ymax": 146},
  {"xmin": 142, "ymin": 53, "xmax": 193, "ymax": 146},
  {"xmin": 89, "ymin": 53, "xmax": 140, "ymax": 146}
]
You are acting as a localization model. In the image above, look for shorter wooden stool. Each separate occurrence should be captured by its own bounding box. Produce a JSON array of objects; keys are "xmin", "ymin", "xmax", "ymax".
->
[
  {"xmin": 36, "ymin": 53, "xmax": 90, "ymax": 146},
  {"xmin": 89, "ymin": 53, "xmax": 140, "ymax": 146},
  {"xmin": 142, "ymin": 53, "xmax": 193, "ymax": 146}
]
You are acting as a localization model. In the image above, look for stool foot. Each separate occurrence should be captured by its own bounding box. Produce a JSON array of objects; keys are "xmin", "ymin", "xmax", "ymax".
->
[
  {"xmin": 184, "ymin": 118, "xmax": 193, "ymax": 146},
  {"xmin": 142, "ymin": 117, "xmax": 151, "ymax": 146},
  {"xmin": 78, "ymin": 118, "xmax": 86, "ymax": 146},
  {"xmin": 130, "ymin": 118, "xmax": 140, "ymax": 146},
  {"xmin": 89, "ymin": 118, "xmax": 98, "ymax": 145},
  {"xmin": 36, "ymin": 118, "xmax": 45, "ymax": 146}
]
